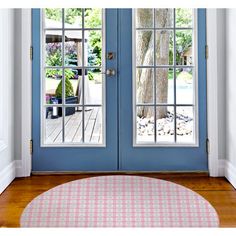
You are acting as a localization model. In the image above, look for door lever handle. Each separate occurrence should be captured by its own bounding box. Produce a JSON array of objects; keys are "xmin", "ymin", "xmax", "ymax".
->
[{"xmin": 102, "ymin": 69, "xmax": 116, "ymax": 77}]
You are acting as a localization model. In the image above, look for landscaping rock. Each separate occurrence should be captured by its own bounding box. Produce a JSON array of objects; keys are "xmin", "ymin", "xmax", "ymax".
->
[{"xmin": 137, "ymin": 111, "xmax": 193, "ymax": 138}]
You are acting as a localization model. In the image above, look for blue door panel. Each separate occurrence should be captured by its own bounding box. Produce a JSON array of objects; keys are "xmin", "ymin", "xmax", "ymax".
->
[
  {"xmin": 32, "ymin": 9, "xmax": 118, "ymax": 171},
  {"xmin": 118, "ymin": 9, "xmax": 208, "ymax": 171},
  {"xmin": 32, "ymin": 8, "xmax": 207, "ymax": 172}
]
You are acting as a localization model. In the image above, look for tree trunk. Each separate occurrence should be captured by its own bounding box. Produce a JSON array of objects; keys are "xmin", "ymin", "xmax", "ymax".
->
[{"xmin": 136, "ymin": 9, "xmax": 172, "ymax": 119}]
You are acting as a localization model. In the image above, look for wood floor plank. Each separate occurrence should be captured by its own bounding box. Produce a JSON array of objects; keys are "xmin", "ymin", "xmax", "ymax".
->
[{"xmin": 1, "ymin": 174, "xmax": 236, "ymax": 227}]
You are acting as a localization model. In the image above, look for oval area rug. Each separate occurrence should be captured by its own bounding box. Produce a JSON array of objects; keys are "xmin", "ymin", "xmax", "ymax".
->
[{"xmin": 20, "ymin": 175, "xmax": 219, "ymax": 227}]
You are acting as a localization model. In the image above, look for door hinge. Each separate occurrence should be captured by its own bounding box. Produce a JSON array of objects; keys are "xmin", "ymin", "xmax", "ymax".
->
[
  {"xmin": 205, "ymin": 45, "xmax": 208, "ymax": 59},
  {"xmin": 206, "ymin": 138, "xmax": 210, "ymax": 154},
  {"xmin": 30, "ymin": 139, "xmax": 33, "ymax": 155},
  {"xmin": 30, "ymin": 46, "xmax": 33, "ymax": 60}
]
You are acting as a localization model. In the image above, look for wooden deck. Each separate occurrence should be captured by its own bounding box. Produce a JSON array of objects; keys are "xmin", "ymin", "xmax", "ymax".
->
[{"xmin": 46, "ymin": 107, "xmax": 102, "ymax": 144}]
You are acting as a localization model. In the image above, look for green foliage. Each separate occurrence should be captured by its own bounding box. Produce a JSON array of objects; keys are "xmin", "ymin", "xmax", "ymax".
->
[
  {"xmin": 65, "ymin": 8, "xmax": 82, "ymax": 24},
  {"xmin": 175, "ymin": 30, "xmax": 192, "ymax": 64},
  {"xmin": 176, "ymin": 8, "xmax": 192, "ymax": 27},
  {"xmin": 55, "ymin": 76, "xmax": 74, "ymax": 98},
  {"xmin": 46, "ymin": 69, "xmax": 75, "ymax": 80},
  {"xmin": 169, "ymin": 9, "xmax": 193, "ymax": 65},
  {"xmin": 88, "ymin": 71, "xmax": 94, "ymax": 80},
  {"xmin": 64, "ymin": 69, "xmax": 75, "ymax": 80},
  {"xmin": 46, "ymin": 69, "xmax": 58, "ymax": 79},
  {"xmin": 168, "ymin": 34, "xmax": 174, "ymax": 65},
  {"xmin": 45, "ymin": 8, "xmax": 102, "ymax": 67},
  {"xmin": 45, "ymin": 8, "xmax": 62, "ymax": 21},
  {"xmin": 46, "ymin": 51, "xmax": 62, "ymax": 67},
  {"xmin": 45, "ymin": 8, "xmax": 83, "ymax": 25},
  {"xmin": 46, "ymin": 48, "xmax": 62, "ymax": 79},
  {"xmin": 85, "ymin": 9, "xmax": 102, "ymax": 66},
  {"xmin": 85, "ymin": 8, "xmax": 102, "ymax": 28},
  {"xmin": 45, "ymin": 8, "xmax": 192, "ymax": 70},
  {"xmin": 88, "ymin": 31, "xmax": 102, "ymax": 66}
]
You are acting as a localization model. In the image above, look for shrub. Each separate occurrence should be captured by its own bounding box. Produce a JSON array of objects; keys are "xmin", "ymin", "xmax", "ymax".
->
[
  {"xmin": 46, "ymin": 50, "xmax": 62, "ymax": 66},
  {"xmin": 46, "ymin": 69, "xmax": 61, "ymax": 79},
  {"xmin": 88, "ymin": 71, "xmax": 94, "ymax": 80},
  {"xmin": 55, "ymin": 77, "xmax": 74, "ymax": 98}
]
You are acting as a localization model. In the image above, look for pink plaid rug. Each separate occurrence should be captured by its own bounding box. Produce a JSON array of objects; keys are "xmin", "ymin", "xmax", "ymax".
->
[{"xmin": 20, "ymin": 175, "xmax": 219, "ymax": 227}]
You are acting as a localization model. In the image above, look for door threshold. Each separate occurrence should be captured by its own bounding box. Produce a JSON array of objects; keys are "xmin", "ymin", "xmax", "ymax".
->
[{"xmin": 31, "ymin": 171, "xmax": 209, "ymax": 176}]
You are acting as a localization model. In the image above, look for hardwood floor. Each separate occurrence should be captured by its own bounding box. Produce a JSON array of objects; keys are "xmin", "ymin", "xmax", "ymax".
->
[{"xmin": 0, "ymin": 173, "xmax": 236, "ymax": 227}]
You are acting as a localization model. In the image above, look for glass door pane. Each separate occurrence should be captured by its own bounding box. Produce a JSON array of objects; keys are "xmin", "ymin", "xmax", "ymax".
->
[
  {"xmin": 42, "ymin": 8, "xmax": 105, "ymax": 146},
  {"xmin": 134, "ymin": 8, "xmax": 196, "ymax": 145}
]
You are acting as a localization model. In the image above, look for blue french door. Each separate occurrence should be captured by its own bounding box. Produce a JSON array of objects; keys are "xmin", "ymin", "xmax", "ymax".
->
[
  {"xmin": 32, "ymin": 9, "xmax": 207, "ymax": 172},
  {"xmin": 118, "ymin": 9, "xmax": 207, "ymax": 171},
  {"xmin": 32, "ymin": 9, "xmax": 118, "ymax": 171}
]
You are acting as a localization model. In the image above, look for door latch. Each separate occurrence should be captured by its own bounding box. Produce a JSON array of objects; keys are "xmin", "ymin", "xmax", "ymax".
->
[{"xmin": 102, "ymin": 69, "xmax": 116, "ymax": 77}]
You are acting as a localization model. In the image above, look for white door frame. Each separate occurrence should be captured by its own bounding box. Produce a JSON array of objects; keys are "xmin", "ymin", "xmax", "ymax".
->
[
  {"xmin": 18, "ymin": 9, "xmax": 224, "ymax": 177},
  {"xmin": 206, "ymin": 9, "xmax": 226, "ymax": 177},
  {"xmin": 16, "ymin": 9, "xmax": 32, "ymax": 177}
]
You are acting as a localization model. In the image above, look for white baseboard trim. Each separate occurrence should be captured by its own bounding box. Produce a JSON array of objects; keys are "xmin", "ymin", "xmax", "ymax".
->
[
  {"xmin": 218, "ymin": 159, "xmax": 236, "ymax": 189},
  {"xmin": 0, "ymin": 161, "xmax": 16, "ymax": 194},
  {"xmin": 15, "ymin": 160, "xmax": 24, "ymax": 177},
  {"xmin": 218, "ymin": 159, "xmax": 225, "ymax": 177},
  {"xmin": 224, "ymin": 160, "xmax": 236, "ymax": 189}
]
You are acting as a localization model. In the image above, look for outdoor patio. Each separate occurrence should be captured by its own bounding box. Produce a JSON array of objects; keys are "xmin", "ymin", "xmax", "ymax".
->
[{"xmin": 46, "ymin": 106, "xmax": 102, "ymax": 144}]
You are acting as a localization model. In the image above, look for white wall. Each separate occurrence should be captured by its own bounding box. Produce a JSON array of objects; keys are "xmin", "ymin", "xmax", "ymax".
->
[
  {"xmin": 206, "ymin": 9, "xmax": 226, "ymax": 176},
  {"xmin": 14, "ymin": 9, "xmax": 22, "ymax": 163},
  {"xmin": 226, "ymin": 9, "xmax": 236, "ymax": 168},
  {"xmin": 216, "ymin": 10, "xmax": 226, "ymax": 163},
  {"xmin": 13, "ymin": 9, "xmax": 32, "ymax": 177},
  {"xmin": 0, "ymin": 9, "xmax": 16, "ymax": 193}
]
